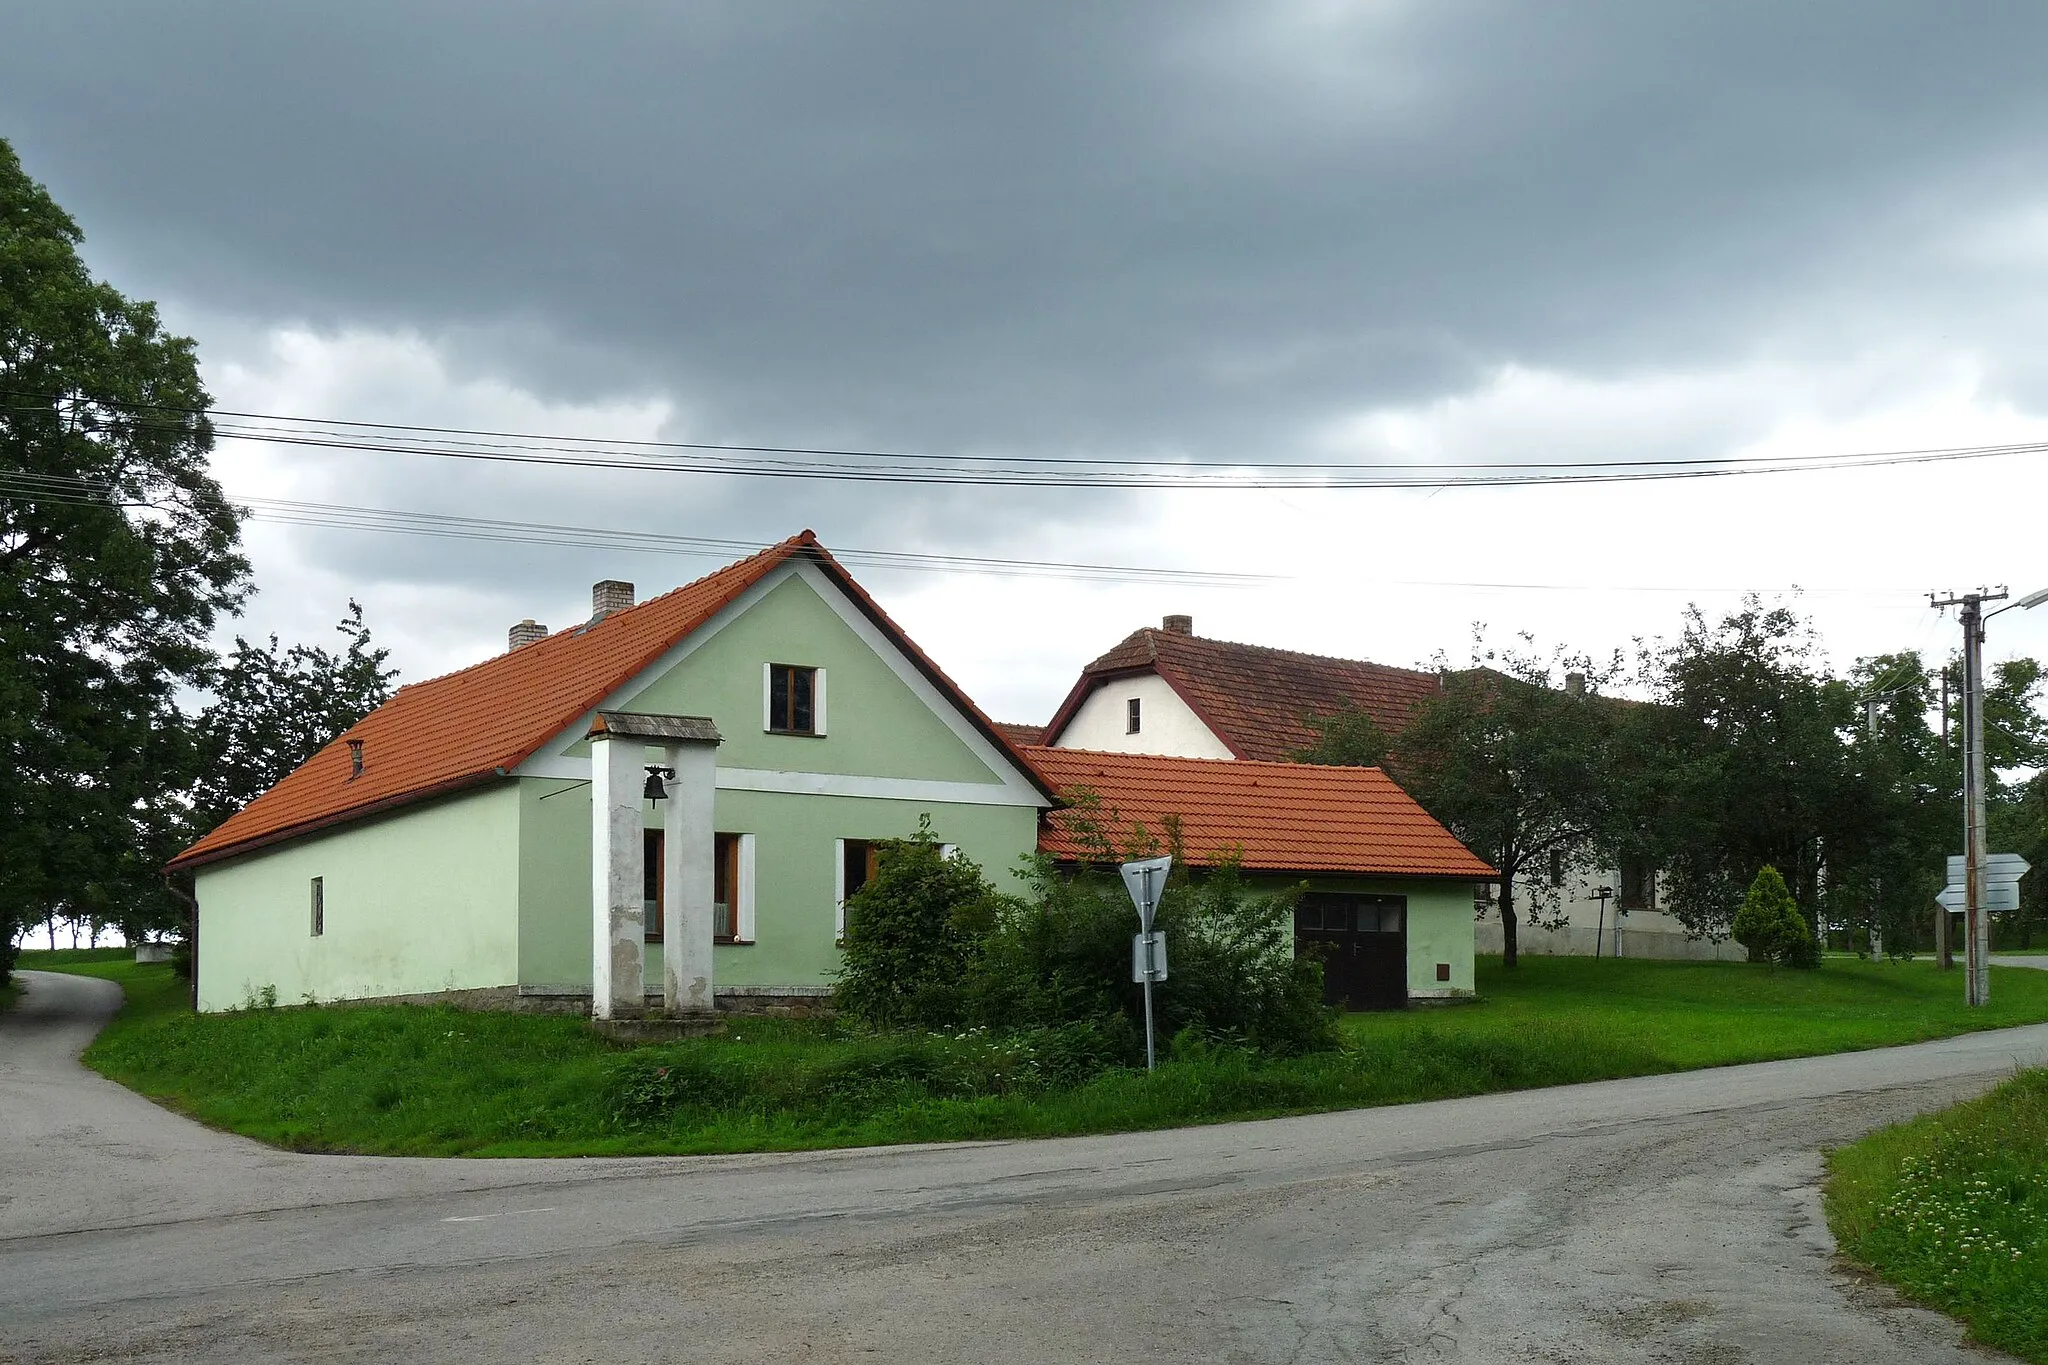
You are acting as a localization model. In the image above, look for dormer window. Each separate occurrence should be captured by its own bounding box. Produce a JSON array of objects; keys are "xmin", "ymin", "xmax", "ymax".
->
[
  {"xmin": 1126, "ymin": 697, "xmax": 1142, "ymax": 734},
  {"xmin": 765, "ymin": 663, "xmax": 826, "ymax": 736}
]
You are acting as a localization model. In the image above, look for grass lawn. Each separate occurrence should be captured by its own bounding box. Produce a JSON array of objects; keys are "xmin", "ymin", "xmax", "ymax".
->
[
  {"xmin": 24, "ymin": 952, "xmax": 2048, "ymax": 1158},
  {"xmin": 1826, "ymin": 1069, "xmax": 2048, "ymax": 1362}
]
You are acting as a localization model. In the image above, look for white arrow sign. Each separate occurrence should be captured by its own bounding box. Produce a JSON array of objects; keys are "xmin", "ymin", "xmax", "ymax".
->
[
  {"xmin": 1120, "ymin": 855, "xmax": 1173, "ymax": 933},
  {"xmin": 1939, "ymin": 882, "xmax": 2021, "ymax": 914},
  {"xmin": 1947, "ymin": 853, "xmax": 2031, "ymax": 883}
]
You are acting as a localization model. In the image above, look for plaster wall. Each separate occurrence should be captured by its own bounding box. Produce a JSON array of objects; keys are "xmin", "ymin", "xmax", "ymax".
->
[
  {"xmin": 1476, "ymin": 919, "xmax": 1748, "ymax": 962},
  {"xmin": 516, "ymin": 568, "xmax": 1042, "ymax": 993},
  {"xmin": 624, "ymin": 573, "xmax": 1003, "ymax": 783},
  {"xmin": 1478, "ymin": 867, "xmax": 1733, "ymax": 960},
  {"xmin": 1249, "ymin": 873, "xmax": 1477, "ymax": 1000},
  {"xmin": 1052, "ymin": 673, "xmax": 1234, "ymax": 759},
  {"xmin": 518, "ymin": 780, "xmax": 1038, "ymax": 990},
  {"xmin": 194, "ymin": 785, "xmax": 520, "ymax": 1012}
]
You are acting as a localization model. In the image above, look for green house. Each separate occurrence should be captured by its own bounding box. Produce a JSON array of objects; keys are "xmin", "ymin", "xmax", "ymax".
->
[{"xmin": 170, "ymin": 533, "xmax": 1056, "ymax": 1014}]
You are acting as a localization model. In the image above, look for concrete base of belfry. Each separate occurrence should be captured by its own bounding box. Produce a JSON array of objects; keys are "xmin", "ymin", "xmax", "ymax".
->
[{"xmin": 587, "ymin": 1012, "xmax": 727, "ymax": 1044}]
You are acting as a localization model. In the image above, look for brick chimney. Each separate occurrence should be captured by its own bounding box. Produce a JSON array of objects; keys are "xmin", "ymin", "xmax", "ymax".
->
[
  {"xmin": 508, "ymin": 619, "xmax": 549, "ymax": 651},
  {"xmin": 591, "ymin": 580, "xmax": 635, "ymax": 620},
  {"xmin": 1161, "ymin": 614, "xmax": 1194, "ymax": 635},
  {"xmin": 1564, "ymin": 671, "xmax": 1586, "ymax": 697}
]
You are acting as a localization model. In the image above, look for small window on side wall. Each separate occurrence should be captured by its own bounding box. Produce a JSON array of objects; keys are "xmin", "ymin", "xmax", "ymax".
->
[
  {"xmin": 1126, "ymin": 697, "xmax": 1142, "ymax": 734},
  {"xmin": 765, "ymin": 663, "xmax": 825, "ymax": 735},
  {"xmin": 309, "ymin": 876, "xmax": 324, "ymax": 937},
  {"xmin": 1619, "ymin": 860, "xmax": 1656, "ymax": 911}
]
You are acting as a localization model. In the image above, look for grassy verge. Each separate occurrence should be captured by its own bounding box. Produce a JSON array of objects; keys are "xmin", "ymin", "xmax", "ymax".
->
[
  {"xmin": 1826, "ymin": 1069, "xmax": 2048, "ymax": 1361},
  {"xmin": 28, "ymin": 953, "xmax": 2048, "ymax": 1158}
]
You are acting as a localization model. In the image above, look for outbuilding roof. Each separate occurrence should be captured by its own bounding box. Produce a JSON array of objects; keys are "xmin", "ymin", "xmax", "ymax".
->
[
  {"xmin": 1024, "ymin": 746, "xmax": 1496, "ymax": 879},
  {"xmin": 1042, "ymin": 625, "xmax": 1447, "ymax": 762},
  {"xmin": 171, "ymin": 532, "xmax": 1054, "ymax": 870}
]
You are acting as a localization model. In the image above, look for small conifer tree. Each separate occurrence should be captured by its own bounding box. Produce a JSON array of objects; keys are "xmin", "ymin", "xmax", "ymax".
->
[{"xmin": 1732, "ymin": 864, "xmax": 1816, "ymax": 967}]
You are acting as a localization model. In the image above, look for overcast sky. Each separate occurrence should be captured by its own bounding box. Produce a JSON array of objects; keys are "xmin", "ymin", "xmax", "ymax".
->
[{"xmin": 8, "ymin": 2, "xmax": 2048, "ymax": 723}]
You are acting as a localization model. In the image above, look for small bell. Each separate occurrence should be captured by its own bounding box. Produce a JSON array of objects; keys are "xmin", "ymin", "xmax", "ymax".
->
[{"xmin": 643, "ymin": 765, "xmax": 674, "ymax": 802}]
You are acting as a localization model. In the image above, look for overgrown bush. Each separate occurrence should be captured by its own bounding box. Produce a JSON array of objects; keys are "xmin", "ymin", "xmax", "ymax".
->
[
  {"xmin": 977, "ymin": 856, "xmax": 1338, "ymax": 1057},
  {"xmin": 832, "ymin": 820, "xmax": 1336, "ymax": 1058},
  {"xmin": 1733, "ymin": 864, "xmax": 1818, "ymax": 967},
  {"xmin": 834, "ymin": 819, "xmax": 1008, "ymax": 1029}
]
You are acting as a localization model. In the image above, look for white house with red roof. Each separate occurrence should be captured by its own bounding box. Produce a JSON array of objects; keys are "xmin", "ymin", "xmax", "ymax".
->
[{"xmin": 1031, "ymin": 615, "xmax": 1740, "ymax": 963}]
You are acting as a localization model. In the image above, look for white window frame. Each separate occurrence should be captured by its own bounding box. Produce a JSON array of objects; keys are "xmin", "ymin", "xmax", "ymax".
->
[
  {"xmin": 834, "ymin": 837, "xmax": 848, "ymax": 940},
  {"xmin": 762, "ymin": 663, "xmax": 827, "ymax": 736},
  {"xmin": 734, "ymin": 833, "xmax": 757, "ymax": 943},
  {"xmin": 1126, "ymin": 696, "xmax": 1141, "ymax": 734}
]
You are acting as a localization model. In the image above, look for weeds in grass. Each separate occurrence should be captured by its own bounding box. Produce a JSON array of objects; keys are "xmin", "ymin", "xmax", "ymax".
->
[{"xmin": 1827, "ymin": 1070, "xmax": 2048, "ymax": 1362}]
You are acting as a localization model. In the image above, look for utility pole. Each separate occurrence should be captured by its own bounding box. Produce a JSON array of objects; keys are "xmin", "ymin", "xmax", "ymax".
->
[{"xmin": 1930, "ymin": 588, "xmax": 2005, "ymax": 1005}]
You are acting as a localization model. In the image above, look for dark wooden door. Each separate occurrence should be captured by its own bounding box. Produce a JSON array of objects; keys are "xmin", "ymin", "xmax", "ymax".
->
[{"xmin": 1296, "ymin": 893, "xmax": 1408, "ymax": 1010}]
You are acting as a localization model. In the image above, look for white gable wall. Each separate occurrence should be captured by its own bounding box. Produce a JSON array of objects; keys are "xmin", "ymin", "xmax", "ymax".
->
[{"xmin": 1052, "ymin": 672, "xmax": 1234, "ymax": 759}]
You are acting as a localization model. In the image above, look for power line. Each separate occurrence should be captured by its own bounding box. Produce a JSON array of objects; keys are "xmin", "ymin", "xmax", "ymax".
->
[
  {"xmin": 0, "ymin": 470, "xmax": 1277, "ymax": 586},
  {"xmin": 7, "ymin": 390, "xmax": 2047, "ymax": 491}
]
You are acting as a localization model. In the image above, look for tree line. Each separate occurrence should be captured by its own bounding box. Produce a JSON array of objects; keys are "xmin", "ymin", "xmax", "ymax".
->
[
  {"xmin": 1300, "ymin": 603, "xmax": 2048, "ymax": 966},
  {"xmin": 1, "ymin": 139, "xmax": 393, "ymax": 983}
]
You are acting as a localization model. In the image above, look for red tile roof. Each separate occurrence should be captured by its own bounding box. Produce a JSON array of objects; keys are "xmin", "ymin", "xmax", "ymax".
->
[
  {"xmin": 1044, "ymin": 627, "xmax": 1446, "ymax": 762},
  {"xmin": 994, "ymin": 721, "xmax": 1047, "ymax": 747},
  {"xmin": 171, "ymin": 533, "xmax": 1053, "ymax": 870},
  {"xmin": 1024, "ymin": 746, "xmax": 1496, "ymax": 879}
]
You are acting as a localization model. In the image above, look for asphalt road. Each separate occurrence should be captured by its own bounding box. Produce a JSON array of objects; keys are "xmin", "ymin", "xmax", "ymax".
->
[{"xmin": 5, "ymin": 968, "xmax": 2045, "ymax": 1363}]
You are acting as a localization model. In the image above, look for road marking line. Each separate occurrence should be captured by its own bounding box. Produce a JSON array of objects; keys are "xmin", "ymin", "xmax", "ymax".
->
[{"xmin": 441, "ymin": 1207, "xmax": 558, "ymax": 1223}]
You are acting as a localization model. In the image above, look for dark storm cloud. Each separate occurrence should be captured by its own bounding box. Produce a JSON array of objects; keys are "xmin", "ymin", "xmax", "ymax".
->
[{"xmin": 10, "ymin": 2, "xmax": 2048, "ymax": 457}]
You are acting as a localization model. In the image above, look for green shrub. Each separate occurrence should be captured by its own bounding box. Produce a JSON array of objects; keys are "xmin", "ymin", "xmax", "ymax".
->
[
  {"xmin": 834, "ymin": 819, "xmax": 1009, "ymax": 1029},
  {"xmin": 974, "ymin": 857, "xmax": 1337, "ymax": 1058},
  {"xmin": 1733, "ymin": 865, "xmax": 1817, "ymax": 968}
]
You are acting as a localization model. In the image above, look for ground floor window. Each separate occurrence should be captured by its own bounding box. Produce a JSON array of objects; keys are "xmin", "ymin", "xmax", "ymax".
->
[
  {"xmin": 713, "ymin": 832, "xmax": 741, "ymax": 942},
  {"xmin": 643, "ymin": 831, "xmax": 665, "ymax": 940},
  {"xmin": 1619, "ymin": 860, "xmax": 1656, "ymax": 911},
  {"xmin": 836, "ymin": 838, "xmax": 883, "ymax": 939},
  {"xmin": 644, "ymin": 831, "xmax": 753, "ymax": 943}
]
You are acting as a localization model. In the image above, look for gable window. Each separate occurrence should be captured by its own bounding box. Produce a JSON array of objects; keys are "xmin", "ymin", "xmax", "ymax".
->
[
  {"xmin": 1126, "ymin": 697, "xmax": 1142, "ymax": 734},
  {"xmin": 1619, "ymin": 860, "xmax": 1656, "ymax": 912},
  {"xmin": 764, "ymin": 663, "xmax": 826, "ymax": 736},
  {"xmin": 309, "ymin": 876, "xmax": 324, "ymax": 937}
]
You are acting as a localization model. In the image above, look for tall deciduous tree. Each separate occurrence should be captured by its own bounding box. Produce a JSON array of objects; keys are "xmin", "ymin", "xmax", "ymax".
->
[
  {"xmin": 1623, "ymin": 600, "xmax": 1852, "ymax": 936},
  {"xmin": 0, "ymin": 139, "xmax": 247, "ymax": 980},
  {"xmin": 185, "ymin": 601, "xmax": 398, "ymax": 838}
]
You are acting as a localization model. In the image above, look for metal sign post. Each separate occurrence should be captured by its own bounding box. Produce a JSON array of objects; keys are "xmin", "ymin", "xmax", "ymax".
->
[{"xmin": 1120, "ymin": 855, "xmax": 1172, "ymax": 1071}]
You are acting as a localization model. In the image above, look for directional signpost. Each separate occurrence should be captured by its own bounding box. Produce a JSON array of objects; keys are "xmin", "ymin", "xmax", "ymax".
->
[
  {"xmin": 1121, "ymin": 855, "xmax": 1172, "ymax": 1071},
  {"xmin": 1936, "ymin": 853, "xmax": 2029, "ymax": 1003}
]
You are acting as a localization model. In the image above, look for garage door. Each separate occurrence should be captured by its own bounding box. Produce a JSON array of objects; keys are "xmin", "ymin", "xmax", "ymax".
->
[{"xmin": 1295, "ymin": 893, "xmax": 1407, "ymax": 1011}]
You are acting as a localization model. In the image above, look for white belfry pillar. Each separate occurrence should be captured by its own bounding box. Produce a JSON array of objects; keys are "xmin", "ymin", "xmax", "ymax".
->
[
  {"xmin": 662, "ymin": 735, "xmax": 721, "ymax": 1013},
  {"xmin": 589, "ymin": 727, "xmax": 646, "ymax": 1019}
]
